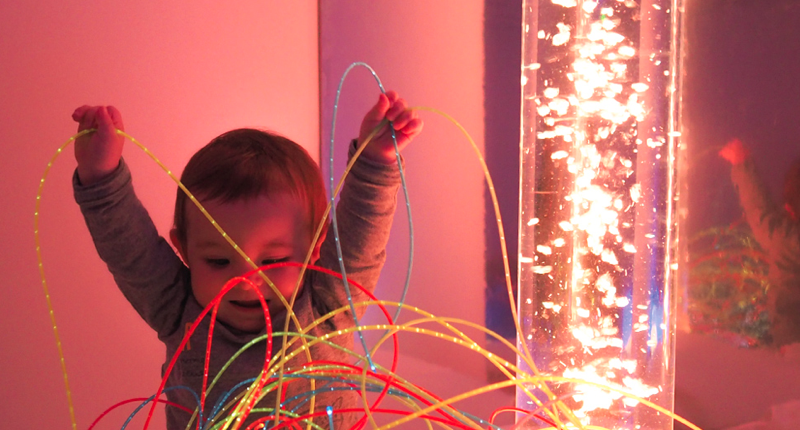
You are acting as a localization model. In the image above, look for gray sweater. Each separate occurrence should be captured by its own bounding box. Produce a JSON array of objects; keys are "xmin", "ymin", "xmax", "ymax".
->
[{"xmin": 74, "ymin": 151, "xmax": 401, "ymax": 429}]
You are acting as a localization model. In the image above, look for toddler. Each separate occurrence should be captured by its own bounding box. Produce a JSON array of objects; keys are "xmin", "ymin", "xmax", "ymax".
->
[{"xmin": 72, "ymin": 92, "xmax": 422, "ymax": 429}]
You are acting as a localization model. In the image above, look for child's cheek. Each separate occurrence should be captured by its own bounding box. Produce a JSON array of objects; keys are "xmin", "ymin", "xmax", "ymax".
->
[{"xmin": 268, "ymin": 267, "xmax": 302, "ymax": 297}]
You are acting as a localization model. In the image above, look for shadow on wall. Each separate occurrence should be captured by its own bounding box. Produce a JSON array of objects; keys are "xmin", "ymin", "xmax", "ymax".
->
[{"xmin": 482, "ymin": 1, "xmax": 521, "ymax": 353}]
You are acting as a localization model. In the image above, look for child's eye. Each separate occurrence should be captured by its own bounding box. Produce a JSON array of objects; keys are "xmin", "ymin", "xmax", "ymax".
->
[
  {"xmin": 260, "ymin": 257, "xmax": 290, "ymax": 266},
  {"xmin": 205, "ymin": 258, "xmax": 230, "ymax": 268}
]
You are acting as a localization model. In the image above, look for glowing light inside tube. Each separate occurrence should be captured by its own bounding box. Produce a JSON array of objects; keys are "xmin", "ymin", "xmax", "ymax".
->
[{"xmin": 518, "ymin": 0, "xmax": 681, "ymax": 428}]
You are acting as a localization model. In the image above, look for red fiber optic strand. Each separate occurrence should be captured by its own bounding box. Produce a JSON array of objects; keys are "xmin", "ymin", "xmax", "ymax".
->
[
  {"xmin": 87, "ymin": 397, "xmax": 194, "ymax": 430},
  {"xmin": 143, "ymin": 270, "xmax": 273, "ymax": 430},
  {"xmin": 142, "ymin": 262, "xmax": 395, "ymax": 430}
]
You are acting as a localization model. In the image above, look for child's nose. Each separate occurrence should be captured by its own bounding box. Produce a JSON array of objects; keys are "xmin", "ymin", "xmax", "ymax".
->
[{"xmin": 245, "ymin": 270, "xmax": 270, "ymax": 289}]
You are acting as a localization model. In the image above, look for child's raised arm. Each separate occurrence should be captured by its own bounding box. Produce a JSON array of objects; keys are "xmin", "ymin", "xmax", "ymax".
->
[
  {"xmin": 72, "ymin": 105, "xmax": 125, "ymax": 185},
  {"xmin": 357, "ymin": 90, "xmax": 423, "ymax": 164}
]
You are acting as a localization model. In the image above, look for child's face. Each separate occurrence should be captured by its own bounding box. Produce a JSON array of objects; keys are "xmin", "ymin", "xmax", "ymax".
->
[{"xmin": 171, "ymin": 193, "xmax": 320, "ymax": 333}]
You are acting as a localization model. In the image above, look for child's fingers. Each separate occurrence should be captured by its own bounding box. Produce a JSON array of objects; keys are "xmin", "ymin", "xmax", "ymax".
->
[
  {"xmin": 77, "ymin": 106, "xmax": 99, "ymax": 132},
  {"xmin": 390, "ymin": 108, "xmax": 415, "ymax": 131},
  {"xmin": 384, "ymin": 90, "xmax": 399, "ymax": 104},
  {"xmin": 390, "ymin": 119, "xmax": 411, "ymax": 133},
  {"xmin": 95, "ymin": 106, "xmax": 118, "ymax": 138},
  {"xmin": 107, "ymin": 105, "xmax": 125, "ymax": 132},
  {"xmin": 72, "ymin": 105, "xmax": 91, "ymax": 122},
  {"xmin": 396, "ymin": 118, "xmax": 423, "ymax": 144},
  {"xmin": 385, "ymin": 98, "xmax": 408, "ymax": 122},
  {"xmin": 402, "ymin": 117, "xmax": 424, "ymax": 138}
]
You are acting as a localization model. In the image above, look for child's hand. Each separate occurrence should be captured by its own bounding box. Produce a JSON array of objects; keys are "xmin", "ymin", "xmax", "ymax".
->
[
  {"xmin": 719, "ymin": 138, "xmax": 750, "ymax": 166},
  {"xmin": 358, "ymin": 90, "xmax": 423, "ymax": 164},
  {"xmin": 72, "ymin": 105, "xmax": 125, "ymax": 185}
]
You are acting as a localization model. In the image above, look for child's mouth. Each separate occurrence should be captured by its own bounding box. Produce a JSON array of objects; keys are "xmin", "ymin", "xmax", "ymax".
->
[{"xmin": 230, "ymin": 300, "xmax": 267, "ymax": 310}]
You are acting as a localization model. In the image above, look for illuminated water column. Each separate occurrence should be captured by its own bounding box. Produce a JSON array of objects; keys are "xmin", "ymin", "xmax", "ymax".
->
[{"xmin": 517, "ymin": 0, "xmax": 682, "ymax": 428}]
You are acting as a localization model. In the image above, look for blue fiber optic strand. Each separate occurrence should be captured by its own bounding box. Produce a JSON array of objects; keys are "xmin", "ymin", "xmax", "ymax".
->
[
  {"xmin": 204, "ymin": 378, "xmax": 256, "ymax": 429},
  {"xmin": 326, "ymin": 406, "xmax": 334, "ymax": 429},
  {"xmin": 328, "ymin": 61, "xmax": 415, "ymax": 371}
]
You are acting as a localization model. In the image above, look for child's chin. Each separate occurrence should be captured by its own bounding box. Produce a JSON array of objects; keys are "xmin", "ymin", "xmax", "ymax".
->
[
  {"xmin": 218, "ymin": 311, "xmax": 268, "ymax": 333},
  {"xmin": 227, "ymin": 319, "xmax": 266, "ymax": 334}
]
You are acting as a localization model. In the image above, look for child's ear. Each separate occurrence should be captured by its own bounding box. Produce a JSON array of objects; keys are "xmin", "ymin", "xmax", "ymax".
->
[
  {"xmin": 310, "ymin": 228, "xmax": 327, "ymax": 263},
  {"xmin": 169, "ymin": 228, "xmax": 189, "ymax": 266}
]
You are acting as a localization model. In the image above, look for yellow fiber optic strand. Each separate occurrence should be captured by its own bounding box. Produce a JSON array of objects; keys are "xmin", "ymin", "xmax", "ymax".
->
[
  {"xmin": 231, "ymin": 298, "xmax": 694, "ymax": 430},
  {"xmin": 193, "ymin": 299, "xmax": 511, "ymax": 429},
  {"xmin": 199, "ymin": 334, "xmax": 445, "ymax": 430},
  {"xmin": 35, "ymin": 136, "xmax": 82, "ymax": 430},
  {"xmin": 410, "ymin": 106, "xmax": 581, "ymax": 428},
  {"xmin": 36, "ymin": 120, "xmax": 389, "ymax": 430},
  {"xmin": 35, "ymin": 129, "xmax": 314, "ymax": 430},
  {"xmin": 197, "ymin": 299, "xmax": 701, "ymax": 430}
]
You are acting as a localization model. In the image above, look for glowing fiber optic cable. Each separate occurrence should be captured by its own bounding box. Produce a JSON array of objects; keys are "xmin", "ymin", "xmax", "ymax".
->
[
  {"xmin": 327, "ymin": 61, "xmax": 415, "ymax": 374},
  {"xmin": 34, "ymin": 132, "xmax": 85, "ymax": 430}
]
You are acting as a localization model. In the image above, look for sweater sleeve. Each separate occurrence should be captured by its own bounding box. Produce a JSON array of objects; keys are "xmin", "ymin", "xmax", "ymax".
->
[
  {"xmin": 310, "ymin": 142, "xmax": 403, "ymax": 321},
  {"xmin": 73, "ymin": 159, "xmax": 189, "ymax": 337},
  {"xmin": 731, "ymin": 160, "xmax": 800, "ymax": 269}
]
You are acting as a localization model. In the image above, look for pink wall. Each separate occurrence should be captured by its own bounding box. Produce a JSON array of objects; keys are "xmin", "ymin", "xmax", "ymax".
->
[{"xmin": 0, "ymin": 2, "xmax": 318, "ymax": 428}]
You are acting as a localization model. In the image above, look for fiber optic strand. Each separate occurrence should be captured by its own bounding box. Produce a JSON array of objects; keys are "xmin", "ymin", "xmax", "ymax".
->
[
  {"xmin": 107, "ymin": 268, "xmax": 357, "ymax": 430},
  {"xmin": 200, "ymin": 303, "xmax": 699, "ymax": 430},
  {"xmin": 272, "ymin": 113, "xmax": 395, "ymax": 429},
  {"xmin": 34, "ymin": 134, "xmax": 84, "ymax": 430},
  {"xmin": 34, "ymin": 129, "xmax": 314, "ymax": 430},
  {"xmin": 77, "ymin": 285, "xmax": 703, "ymax": 429},
  {"xmin": 184, "ymin": 297, "xmax": 490, "ymax": 429},
  {"xmin": 319, "ymin": 91, "xmax": 568, "ymax": 427},
  {"xmin": 119, "ymin": 130, "xmax": 316, "ymax": 430},
  {"xmin": 264, "ymin": 316, "xmax": 692, "ymax": 430},
  {"xmin": 36, "ymin": 116, "xmax": 398, "ymax": 430},
  {"xmin": 405, "ymin": 105, "xmax": 580, "ymax": 428},
  {"xmin": 246, "ymin": 326, "xmax": 489, "ymax": 430},
  {"xmin": 321, "ymin": 61, "xmax": 417, "ymax": 430},
  {"xmin": 328, "ymin": 62, "xmax": 415, "ymax": 359},
  {"xmin": 273, "ymin": 61, "xmax": 418, "ymax": 428},
  {"xmin": 212, "ymin": 263, "xmax": 397, "ymax": 430},
  {"xmin": 234, "ymin": 296, "xmax": 555, "ymax": 428},
  {"xmin": 168, "ymin": 263, "xmax": 397, "ymax": 430},
  {"xmin": 200, "ymin": 336, "xmax": 428, "ymax": 429},
  {"xmin": 38, "ymin": 118, "xmax": 552, "ymax": 430},
  {"xmin": 209, "ymin": 270, "xmax": 394, "ymax": 430}
]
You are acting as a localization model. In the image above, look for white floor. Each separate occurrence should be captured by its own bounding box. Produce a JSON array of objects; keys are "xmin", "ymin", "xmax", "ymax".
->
[{"xmin": 675, "ymin": 332, "xmax": 800, "ymax": 430}]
